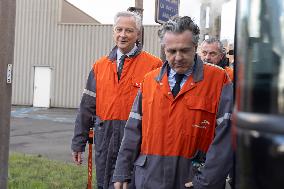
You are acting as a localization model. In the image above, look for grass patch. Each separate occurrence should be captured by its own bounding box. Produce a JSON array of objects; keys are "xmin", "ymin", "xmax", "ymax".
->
[{"xmin": 9, "ymin": 153, "xmax": 96, "ymax": 189}]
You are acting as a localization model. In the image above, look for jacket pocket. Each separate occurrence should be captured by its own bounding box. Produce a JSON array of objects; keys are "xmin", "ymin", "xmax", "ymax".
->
[
  {"xmin": 134, "ymin": 155, "xmax": 147, "ymax": 167},
  {"xmin": 134, "ymin": 155, "xmax": 147, "ymax": 189},
  {"xmin": 182, "ymin": 95, "xmax": 217, "ymax": 135},
  {"xmin": 94, "ymin": 116, "xmax": 105, "ymax": 153},
  {"xmin": 183, "ymin": 95, "xmax": 217, "ymax": 153},
  {"xmin": 183, "ymin": 95, "xmax": 217, "ymax": 113}
]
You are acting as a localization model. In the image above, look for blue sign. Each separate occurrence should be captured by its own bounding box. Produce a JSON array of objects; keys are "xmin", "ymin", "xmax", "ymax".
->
[{"xmin": 155, "ymin": 0, "xmax": 180, "ymax": 24}]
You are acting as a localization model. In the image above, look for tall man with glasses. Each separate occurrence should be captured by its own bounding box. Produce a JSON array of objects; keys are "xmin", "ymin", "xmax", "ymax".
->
[
  {"xmin": 71, "ymin": 11, "xmax": 162, "ymax": 189},
  {"xmin": 199, "ymin": 38, "xmax": 234, "ymax": 81}
]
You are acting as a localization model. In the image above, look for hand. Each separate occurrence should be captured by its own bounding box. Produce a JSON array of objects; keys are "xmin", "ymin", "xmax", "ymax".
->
[
  {"xmin": 114, "ymin": 182, "xmax": 128, "ymax": 189},
  {"xmin": 185, "ymin": 181, "xmax": 194, "ymax": 188},
  {"xmin": 72, "ymin": 151, "xmax": 83, "ymax": 165}
]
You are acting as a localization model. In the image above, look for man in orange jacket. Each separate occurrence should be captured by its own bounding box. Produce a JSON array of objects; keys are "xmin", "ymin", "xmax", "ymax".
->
[
  {"xmin": 113, "ymin": 16, "xmax": 233, "ymax": 189},
  {"xmin": 199, "ymin": 38, "xmax": 234, "ymax": 81},
  {"xmin": 71, "ymin": 11, "xmax": 162, "ymax": 189}
]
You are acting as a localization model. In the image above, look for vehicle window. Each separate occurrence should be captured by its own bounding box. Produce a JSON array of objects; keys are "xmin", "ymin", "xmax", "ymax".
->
[{"xmin": 236, "ymin": 0, "xmax": 284, "ymax": 115}]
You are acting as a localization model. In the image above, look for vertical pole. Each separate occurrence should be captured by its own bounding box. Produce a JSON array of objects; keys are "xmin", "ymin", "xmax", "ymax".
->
[
  {"xmin": 154, "ymin": 0, "xmax": 166, "ymax": 62},
  {"xmin": 135, "ymin": 0, "xmax": 143, "ymax": 9},
  {"xmin": 0, "ymin": 0, "xmax": 16, "ymax": 188}
]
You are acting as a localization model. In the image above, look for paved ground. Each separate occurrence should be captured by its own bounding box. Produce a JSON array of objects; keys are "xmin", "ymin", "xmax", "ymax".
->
[
  {"xmin": 9, "ymin": 106, "xmax": 79, "ymax": 163},
  {"xmin": 9, "ymin": 106, "xmax": 232, "ymax": 189}
]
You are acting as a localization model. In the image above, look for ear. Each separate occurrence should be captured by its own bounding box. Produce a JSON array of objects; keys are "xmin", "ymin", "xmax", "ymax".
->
[
  {"xmin": 112, "ymin": 28, "xmax": 116, "ymax": 36},
  {"xmin": 161, "ymin": 44, "xmax": 166, "ymax": 52},
  {"xmin": 137, "ymin": 30, "xmax": 141, "ymax": 37}
]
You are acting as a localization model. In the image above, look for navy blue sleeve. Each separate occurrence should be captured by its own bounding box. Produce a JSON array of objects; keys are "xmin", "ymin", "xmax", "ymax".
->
[
  {"xmin": 113, "ymin": 90, "xmax": 143, "ymax": 182},
  {"xmin": 71, "ymin": 68, "xmax": 96, "ymax": 152},
  {"xmin": 193, "ymin": 82, "xmax": 234, "ymax": 189}
]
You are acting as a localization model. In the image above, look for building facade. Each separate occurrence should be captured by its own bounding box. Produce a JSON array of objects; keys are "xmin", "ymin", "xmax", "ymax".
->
[{"xmin": 12, "ymin": 0, "xmax": 161, "ymax": 108}]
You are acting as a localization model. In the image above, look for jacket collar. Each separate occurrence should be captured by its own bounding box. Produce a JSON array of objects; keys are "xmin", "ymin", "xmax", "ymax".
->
[
  {"xmin": 108, "ymin": 42, "xmax": 143, "ymax": 61},
  {"xmin": 155, "ymin": 54, "xmax": 204, "ymax": 83}
]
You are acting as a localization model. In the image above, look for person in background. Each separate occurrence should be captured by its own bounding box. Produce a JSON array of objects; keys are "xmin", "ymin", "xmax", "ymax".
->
[
  {"xmin": 113, "ymin": 16, "xmax": 233, "ymax": 189},
  {"xmin": 226, "ymin": 44, "xmax": 235, "ymax": 67},
  {"xmin": 71, "ymin": 11, "xmax": 162, "ymax": 189},
  {"xmin": 221, "ymin": 39, "xmax": 234, "ymax": 67},
  {"xmin": 199, "ymin": 38, "xmax": 234, "ymax": 81}
]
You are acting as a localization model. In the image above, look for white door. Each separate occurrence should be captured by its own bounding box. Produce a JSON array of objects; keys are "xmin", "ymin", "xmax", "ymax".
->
[{"xmin": 33, "ymin": 67, "xmax": 51, "ymax": 107}]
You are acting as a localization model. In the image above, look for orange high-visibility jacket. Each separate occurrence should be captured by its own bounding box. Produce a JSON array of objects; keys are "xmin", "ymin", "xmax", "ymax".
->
[
  {"xmin": 113, "ymin": 56, "xmax": 233, "ymax": 188},
  {"xmin": 140, "ymin": 63, "xmax": 230, "ymax": 158},
  {"xmin": 94, "ymin": 50, "xmax": 162, "ymax": 121},
  {"xmin": 72, "ymin": 45, "xmax": 162, "ymax": 188}
]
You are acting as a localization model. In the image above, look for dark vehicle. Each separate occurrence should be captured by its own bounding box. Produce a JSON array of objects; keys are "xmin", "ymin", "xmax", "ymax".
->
[{"xmin": 234, "ymin": 0, "xmax": 284, "ymax": 188}]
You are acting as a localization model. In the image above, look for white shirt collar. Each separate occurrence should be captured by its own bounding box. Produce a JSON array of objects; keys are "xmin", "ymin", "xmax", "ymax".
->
[{"xmin": 117, "ymin": 44, "xmax": 138, "ymax": 63}]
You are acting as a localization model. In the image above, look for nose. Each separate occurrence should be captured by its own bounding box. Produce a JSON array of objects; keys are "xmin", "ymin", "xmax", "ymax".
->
[
  {"xmin": 120, "ymin": 30, "xmax": 127, "ymax": 37},
  {"xmin": 204, "ymin": 54, "xmax": 211, "ymax": 62},
  {"xmin": 205, "ymin": 53, "xmax": 211, "ymax": 59},
  {"xmin": 175, "ymin": 51, "xmax": 183, "ymax": 61}
]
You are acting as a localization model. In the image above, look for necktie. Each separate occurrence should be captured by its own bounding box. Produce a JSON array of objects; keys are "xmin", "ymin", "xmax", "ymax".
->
[
  {"xmin": 172, "ymin": 73, "xmax": 184, "ymax": 97},
  {"xmin": 117, "ymin": 55, "xmax": 127, "ymax": 81}
]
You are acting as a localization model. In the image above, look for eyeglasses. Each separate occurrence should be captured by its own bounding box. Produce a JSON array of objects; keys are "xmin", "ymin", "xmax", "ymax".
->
[
  {"xmin": 201, "ymin": 50, "xmax": 221, "ymax": 58},
  {"xmin": 227, "ymin": 50, "xmax": 234, "ymax": 55},
  {"xmin": 114, "ymin": 27, "xmax": 136, "ymax": 35}
]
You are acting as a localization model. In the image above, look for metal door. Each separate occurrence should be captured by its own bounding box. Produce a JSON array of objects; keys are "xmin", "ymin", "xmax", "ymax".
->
[{"xmin": 33, "ymin": 67, "xmax": 51, "ymax": 107}]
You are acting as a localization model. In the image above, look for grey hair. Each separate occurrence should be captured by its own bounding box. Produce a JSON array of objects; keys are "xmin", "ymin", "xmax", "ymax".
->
[
  {"xmin": 114, "ymin": 11, "xmax": 142, "ymax": 31},
  {"xmin": 201, "ymin": 38, "xmax": 225, "ymax": 54},
  {"xmin": 158, "ymin": 16, "xmax": 200, "ymax": 45}
]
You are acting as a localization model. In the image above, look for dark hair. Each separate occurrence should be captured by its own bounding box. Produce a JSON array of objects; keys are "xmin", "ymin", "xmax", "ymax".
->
[{"xmin": 158, "ymin": 16, "xmax": 200, "ymax": 45}]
